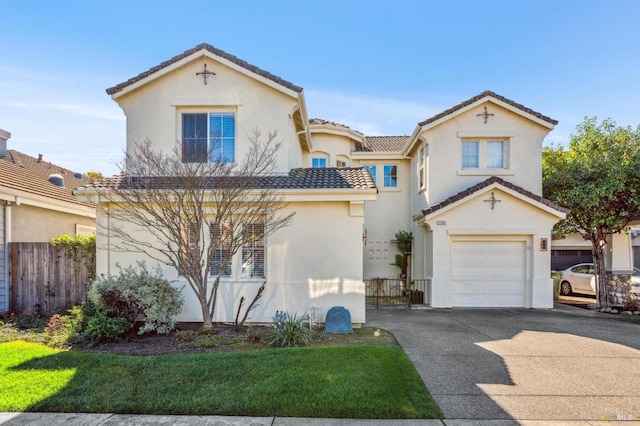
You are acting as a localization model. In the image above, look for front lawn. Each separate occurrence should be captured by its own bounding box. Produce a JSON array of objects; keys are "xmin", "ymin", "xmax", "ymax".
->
[{"xmin": 0, "ymin": 341, "xmax": 441, "ymax": 419}]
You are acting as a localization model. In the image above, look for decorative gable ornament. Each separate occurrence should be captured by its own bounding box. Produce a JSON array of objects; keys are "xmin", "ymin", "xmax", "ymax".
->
[
  {"xmin": 477, "ymin": 106, "xmax": 494, "ymax": 124},
  {"xmin": 196, "ymin": 63, "xmax": 216, "ymax": 85}
]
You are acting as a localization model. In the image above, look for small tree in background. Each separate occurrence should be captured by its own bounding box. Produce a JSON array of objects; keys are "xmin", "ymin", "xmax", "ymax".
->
[
  {"xmin": 392, "ymin": 230, "xmax": 413, "ymax": 287},
  {"xmin": 543, "ymin": 117, "xmax": 640, "ymax": 309},
  {"xmin": 93, "ymin": 129, "xmax": 294, "ymax": 329}
]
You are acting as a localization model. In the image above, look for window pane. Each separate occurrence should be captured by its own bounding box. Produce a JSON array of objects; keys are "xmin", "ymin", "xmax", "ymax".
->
[
  {"xmin": 182, "ymin": 113, "xmax": 207, "ymax": 162},
  {"xmin": 210, "ymin": 113, "xmax": 235, "ymax": 163},
  {"xmin": 312, "ymin": 158, "xmax": 326, "ymax": 168},
  {"xmin": 210, "ymin": 222, "xmax": 232, "ymax": 276},
  {"xmin": 383, "ymin": 165, "xmax": 397, "ymax": 187},
  {"xmin": 462, "ymin": 141, "xmax": 479, "ymax": 168},
  {"xmin": 242, "ymin": 223, "xmax": 265, "ymax": 278},
  {"xmin": 365, "ymin": 165, "xmax": 376, "ymax": 184},
  {"xmin": 487, "ymin": 141, "xmax": 504, "ymax": 168}
]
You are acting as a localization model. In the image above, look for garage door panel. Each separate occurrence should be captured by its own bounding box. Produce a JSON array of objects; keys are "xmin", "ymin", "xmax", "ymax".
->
[
  {"xmin": 453, "ymin": 293, "xmax": 487, "ymax": 307},
  {"xmin": 452, "ymin": 240, "xmax": 526, "ymax": 307}
]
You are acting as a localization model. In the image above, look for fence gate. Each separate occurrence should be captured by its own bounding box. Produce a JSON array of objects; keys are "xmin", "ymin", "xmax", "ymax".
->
[
  {"xmin": 365, "ymin": 278, "xmax": 430, "ymax": 307},
  {"xmin": 9, "ymin": 242, "xmax": 94, "ymax": 314}
]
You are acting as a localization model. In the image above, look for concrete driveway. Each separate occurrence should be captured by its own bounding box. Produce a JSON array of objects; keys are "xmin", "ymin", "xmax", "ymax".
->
[{"xmin": 366, "ymin": 306, "xmax": 640, "ymax": 422}]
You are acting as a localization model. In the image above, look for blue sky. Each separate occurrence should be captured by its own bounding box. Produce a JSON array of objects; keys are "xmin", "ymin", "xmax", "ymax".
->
[{"xmin": 1, "ymin": 1, "xmax": 639, "ymax": 176}]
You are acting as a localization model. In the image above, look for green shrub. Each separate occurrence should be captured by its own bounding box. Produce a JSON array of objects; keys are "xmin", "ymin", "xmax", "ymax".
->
[
  {"xmin": 84, "ymin": 308, "xmax": 132, "ymax": 342},
  {"xmin": 89, "ymin": 262, "xmax": 183, "ymax": 335},
  {"xmin": 269, "ymin": 311, "xmax": 312, "ymax": 347}
]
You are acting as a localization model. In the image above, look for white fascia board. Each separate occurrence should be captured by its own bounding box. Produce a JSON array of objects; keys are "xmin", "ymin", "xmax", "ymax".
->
[
  {"xmin": 420, "ymin": 182, "xmax": 566, "ymax": 222},
  {"xmin": 112, "ymin": 49, "xmax": 300, "ymax": 101},
  {"xmin": 402, "ymin": 126, "xmax": 423, "ymax": 156},
  {"xmin": 281, "ymin": 188, "xmax": 377, "ymax": 202},
  {"xmin": 0, "ymin": 188, "xmax": 95, "ymax": 218},
  {"xmin": 297, "ymin": 91, "xmax": 313, "ymax": 151},
  {"xmin": 418, "ymin": 96, "xmax": 555, "ymax": 133},
  {"xmin": 0, "ymin": 129, "xmax": 11, "ymax": 140},
  {"xmin": 74, "ymin": 187, "xmax": 377, "ymax": 204},
  {"xmin": 309, "ymin": 126, "xmax": 364, "ymax": 143}
]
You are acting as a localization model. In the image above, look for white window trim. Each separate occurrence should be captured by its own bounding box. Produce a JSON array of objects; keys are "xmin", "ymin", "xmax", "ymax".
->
[
  {"xmin": 178, "ymin": 108, "xmax": 238, "ymax": 164},
  {"xmin": 458, "ymin": 138, "xmax": 511, "ymax": 175}
]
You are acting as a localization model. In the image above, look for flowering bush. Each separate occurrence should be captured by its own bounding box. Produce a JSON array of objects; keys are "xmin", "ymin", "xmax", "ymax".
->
[{"xmin": 89, "ymin": 262, "xmax": 184, "ymax": 335}]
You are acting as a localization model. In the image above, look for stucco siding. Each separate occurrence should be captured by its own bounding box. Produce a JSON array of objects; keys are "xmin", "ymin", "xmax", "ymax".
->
[
  {"xmin": 12, "ymin": 204, "xmax": 95, "ymax": 242},
  {"xmin": 424, "ymin": 188, "xmax": 559, "ymax": 308},
  {"xmin": 414, "ymin": 102, "xmax": 550, "ymax": 211},
  {"xmin": 115, "ymin": 57, "xmax": 302, "ymax": 173},
  {"xmin": 96, "ymin": 200, "xmax": 366, "ymax": 324}
]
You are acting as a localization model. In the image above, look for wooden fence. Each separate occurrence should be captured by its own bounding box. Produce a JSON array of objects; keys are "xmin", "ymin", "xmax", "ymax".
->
[{"xmin": 9, "ymin": 242, "xmax": 95, "ymax": 314}]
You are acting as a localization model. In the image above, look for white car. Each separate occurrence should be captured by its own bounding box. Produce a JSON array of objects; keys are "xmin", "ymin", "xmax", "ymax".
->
[{"xmin": 559, "ymin": 263, "xmax": 640, "ymax": 296}]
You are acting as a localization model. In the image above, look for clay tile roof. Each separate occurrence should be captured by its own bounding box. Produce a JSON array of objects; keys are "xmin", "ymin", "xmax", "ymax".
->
[
  {"xmin": 355, "ymin": 136, "xmax": 409, "ymax": 153},
  {"xmin": 421, "ymin": 176, "xmax": 568, "ymax": 217},
  {"xmin": 308, "ymin": 118, "xmax": 364, "ymax": 135},
  {"xmin": 0, "ymin": 151, "xmax": 93, "ymax": 207},
  {"xmin": 74, "ymin": 167, "xmax": 377, "ymax": 192},
  {"xmin": 106, "ymin": 43, "xmax": 303, "ymax": 96},
  {"xmin": 418, "ymin": 90, "xmax": 558, "ymax": 127}
]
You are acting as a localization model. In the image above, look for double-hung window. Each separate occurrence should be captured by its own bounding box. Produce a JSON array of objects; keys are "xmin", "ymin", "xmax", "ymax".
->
[
  {"xmin": 461, "ymin": 141, "xmax": 479, "ymax": 169},
  {"xmin": 241, "ymin": 223, "xmax": 265, "ymax": 278},
  {"xmin": 383, "ymin": 165, "xmax": 397, "ymax": 187},
  {"xmin": 210, "ymin": 222, "xmax": 233, "ymax": 276},
  {"xmin": 182, "ymin": 112, "xmax": 236, "ymax": 163}
]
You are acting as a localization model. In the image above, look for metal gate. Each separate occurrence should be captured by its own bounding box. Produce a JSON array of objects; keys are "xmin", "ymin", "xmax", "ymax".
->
[{"xmin": 365, "ymin": 278, "xmax": 430, "ymax": 307}]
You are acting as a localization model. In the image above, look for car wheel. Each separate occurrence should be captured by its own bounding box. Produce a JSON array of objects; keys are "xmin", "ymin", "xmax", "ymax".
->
[{"xmin": 560, "ymin": 281, "xmax": 572, "ymax": 296}]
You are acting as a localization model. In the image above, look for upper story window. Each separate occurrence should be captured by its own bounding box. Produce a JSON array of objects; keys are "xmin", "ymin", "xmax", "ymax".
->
[
  {"xmin": 487, "ymin": 141, "xmax": 505, "ymax": 168},
  {"xmin": 336, "ymin": 160, "xmax": 347, "ymax": 167},
  {"xmin": 182, "ymin": 112, "xmax": 236, "ymax": 163},
  {"xmin": 312, "ymin": 158, "xmax": 327, "ymax": 168},
  {"xmin": 383, "ymin": 165, "xmax": 397, "ymax": 188},
  {"xmin": 418, "ymin": 145, "xmax": 427, "ymax": 190},
  {"xmin": 364, "ymin": 165, "xmax": 376, "ymax": 184},
  {"xmin": 461, "ymin": 141, "xmax": 479, "ymax": 169},
  {"xmin": 461, "ymin": 139, "xmax": 508, "ymax": 170}
]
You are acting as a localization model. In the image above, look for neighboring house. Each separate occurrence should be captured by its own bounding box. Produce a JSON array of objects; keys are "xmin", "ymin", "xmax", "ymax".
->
[
  {"xmin": 0, "ymin": 129, "xmax": 96, "ymax": 311},
  {"xmin": 75, "ymin": 43, "xmax": 568, "ymax": 324}
]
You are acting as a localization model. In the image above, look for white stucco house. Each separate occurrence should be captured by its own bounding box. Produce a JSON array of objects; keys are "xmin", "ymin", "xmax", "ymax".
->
[{"xmin": 75, "ymin": 43, "xmax": 569, "ymax": 324}]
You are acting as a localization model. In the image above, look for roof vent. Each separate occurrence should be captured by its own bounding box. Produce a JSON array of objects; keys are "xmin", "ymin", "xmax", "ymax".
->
[
  {"xmin": 48, "ymin": 174, "xmax": 64, "ymax": 187},
  {"xmin": 73, "ymin": 172, "xmax": 83, "ymax": 179}
]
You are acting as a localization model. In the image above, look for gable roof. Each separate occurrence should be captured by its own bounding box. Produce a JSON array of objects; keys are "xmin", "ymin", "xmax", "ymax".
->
[
  {"xmin": 106, "ymin": 43, "xmax": 303, "ymax": 96},
  {"xmin": 75, "ymin": 167, "xmax": 377, "ymax": 193},
  {"xmin": 418, "ymin": 90, "xmax": 558, "ymax": 127},
  {"xmin": 420, "ymin": 176, "xmax": 568, "ymax": 218},
  {"xmin": 0, "ymin": 151, "xmax": 94, "ymax": 208}
]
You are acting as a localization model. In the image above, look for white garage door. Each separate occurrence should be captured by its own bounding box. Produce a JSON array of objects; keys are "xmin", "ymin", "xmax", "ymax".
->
[{"xmin": 452, "ymin": 240, "xmax": 526, "ymax": 307}]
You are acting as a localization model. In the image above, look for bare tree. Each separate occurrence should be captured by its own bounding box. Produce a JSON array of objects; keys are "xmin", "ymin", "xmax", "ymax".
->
[{"xmin": 96, "ymin": 129, "xmax": 294, "ymax": 329}]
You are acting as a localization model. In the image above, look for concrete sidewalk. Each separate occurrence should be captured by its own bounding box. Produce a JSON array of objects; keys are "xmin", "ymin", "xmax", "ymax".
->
[
  {"xmin": 366, "ymin": 305, "xmax": 640, "ymax": 423},
  {"xmin": 2, "ymin": 412, "xmax": 639, "ymax": 425}
]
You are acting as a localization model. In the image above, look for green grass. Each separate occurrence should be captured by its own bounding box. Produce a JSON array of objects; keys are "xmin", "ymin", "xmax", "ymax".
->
[{"xmin": 0, "ymin": 341, "xmax": 441, "ymax": 419}]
